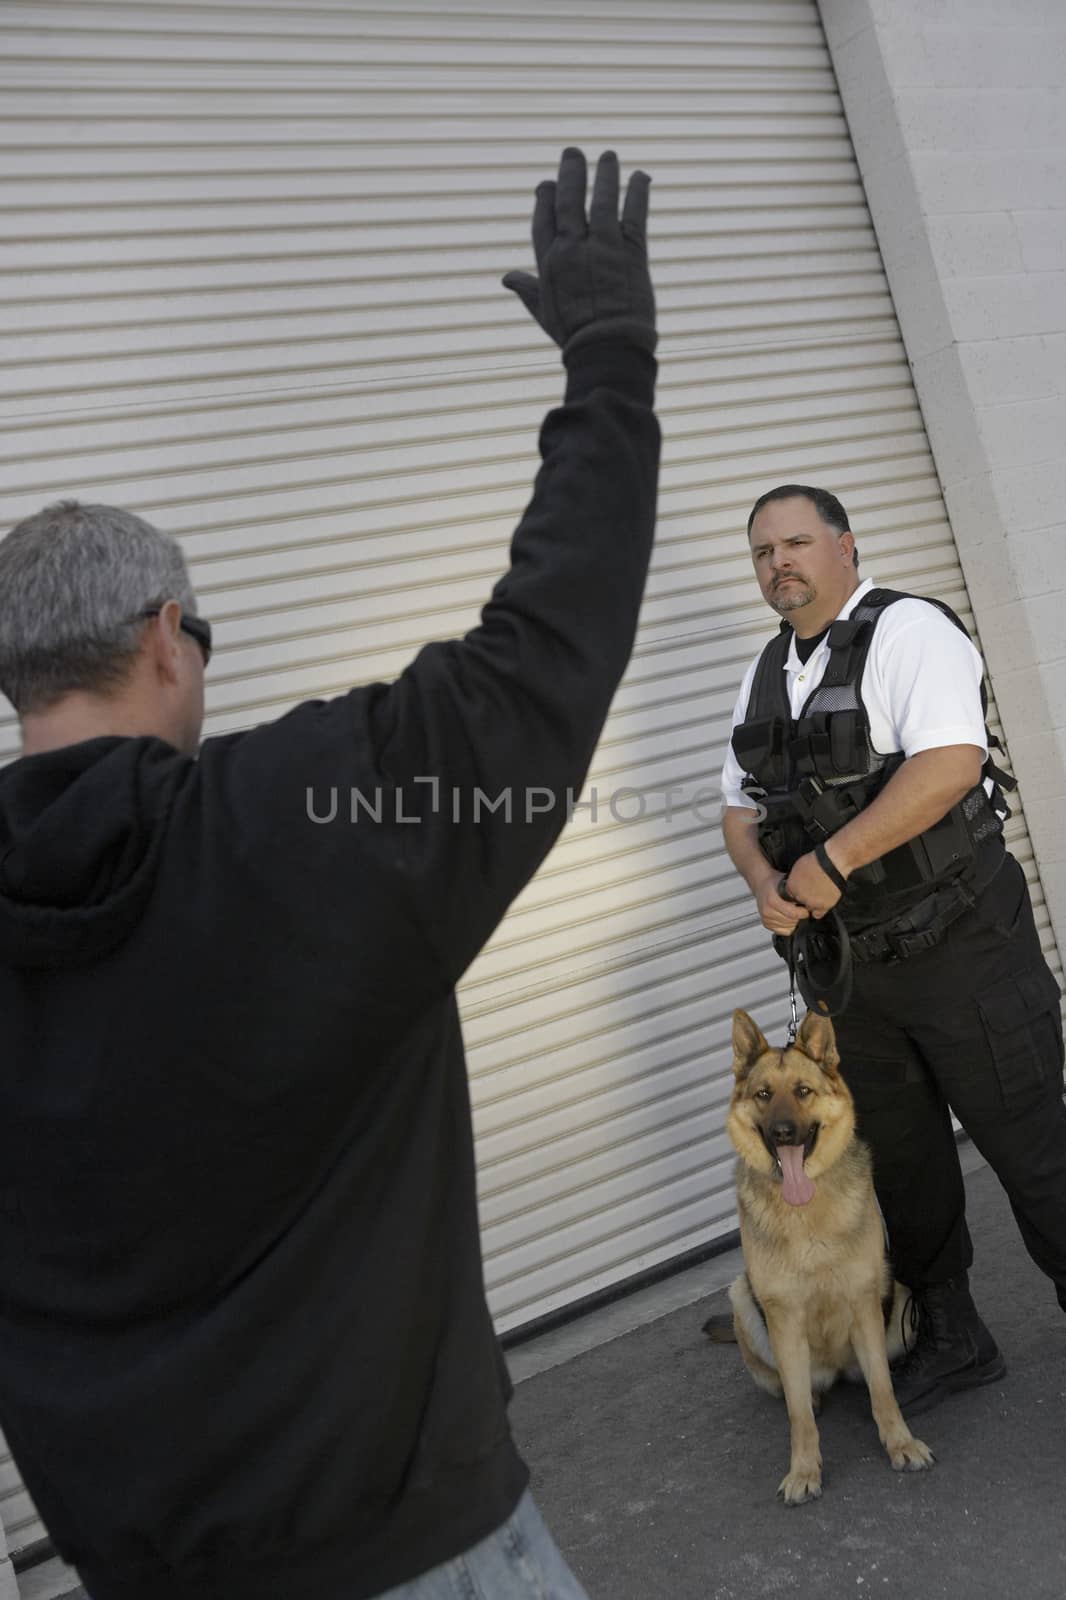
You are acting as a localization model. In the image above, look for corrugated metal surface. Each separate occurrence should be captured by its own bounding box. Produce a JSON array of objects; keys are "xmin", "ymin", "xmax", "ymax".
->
[
  {"xmin": 0, "ymin": 1453, "xmax": 39, "ymax": 1564},
  {"xmin": 0, "ymin": 0, "xmax": 1060, "ymax": 1546}
]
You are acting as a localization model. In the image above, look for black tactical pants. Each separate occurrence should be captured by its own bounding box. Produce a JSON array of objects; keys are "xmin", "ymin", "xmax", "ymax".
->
[{"xmin": 833, "ymin": 852, "xmax": 1066, "ymax": 1310}]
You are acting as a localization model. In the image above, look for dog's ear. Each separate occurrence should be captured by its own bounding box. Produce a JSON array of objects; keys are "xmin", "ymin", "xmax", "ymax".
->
[
  {"xmin": 795, "ymin": 1010, "xmax": 840, "ymax": 1076},
  {"xmin": 732, "ymin": 1010, "xmax": 770, "ymax": 1079}
]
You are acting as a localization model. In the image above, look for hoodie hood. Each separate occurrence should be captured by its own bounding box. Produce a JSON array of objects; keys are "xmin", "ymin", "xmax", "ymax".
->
[{"xmin": 0, "ymin": 736, "xmax": 187, "ymax": 969}]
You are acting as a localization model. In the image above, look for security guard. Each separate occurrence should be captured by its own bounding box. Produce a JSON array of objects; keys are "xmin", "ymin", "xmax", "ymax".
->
[{"xmin": 719, "ymin": 483, "xmax": 1066, "ymax": 1414}]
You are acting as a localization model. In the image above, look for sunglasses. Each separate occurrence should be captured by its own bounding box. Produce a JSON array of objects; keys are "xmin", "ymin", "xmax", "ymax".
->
[{"xmin": 138, "ymin": 606, "xmax": 213, "ymax": 666}]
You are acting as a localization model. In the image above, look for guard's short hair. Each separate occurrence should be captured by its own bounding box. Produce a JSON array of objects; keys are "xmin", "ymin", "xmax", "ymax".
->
[
  {"xmin": 0, "ymin": 500, "xmax": 199, "ymax": 715},
  {"xmin": 746, "ymin": 484, "xmax": 857, "ymax": 567}
]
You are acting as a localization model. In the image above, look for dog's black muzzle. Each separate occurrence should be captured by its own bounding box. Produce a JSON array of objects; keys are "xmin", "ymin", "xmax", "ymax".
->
[{"xmin": 760, "ymin": 1121, "xmax": 820, "ymax": 1171}]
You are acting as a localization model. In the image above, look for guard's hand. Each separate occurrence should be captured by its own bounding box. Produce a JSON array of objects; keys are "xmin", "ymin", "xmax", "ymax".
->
[
  {"xmin": 503, "ymin": 147, "xmax": 656, "ymax": 358},
  {"xmin": 755, "ymin": 874, "xmax": 810, "ymax": 938},
  {"xmin": 783, "ymin": 850, "xmax": 843, "ymax": 920}
]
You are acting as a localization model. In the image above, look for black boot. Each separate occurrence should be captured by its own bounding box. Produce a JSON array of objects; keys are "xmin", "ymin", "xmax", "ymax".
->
[{"xmin": 892, "ymin": 1274, "xmax": 1006, "ymax": 1415}]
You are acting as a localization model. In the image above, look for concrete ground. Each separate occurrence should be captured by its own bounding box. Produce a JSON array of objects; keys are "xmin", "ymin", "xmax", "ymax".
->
[
  {"xmin": 20, "ymin": 1151, "xmax": 1065, "ymax": 1600},
  {"xmin": 509, "ymin": 1153, "xmax": 1066, "ymax": 1600}
]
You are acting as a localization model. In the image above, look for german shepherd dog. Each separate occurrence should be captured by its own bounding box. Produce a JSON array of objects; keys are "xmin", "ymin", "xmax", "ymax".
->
[{"xmin": 721, "ymin": 1008, "xmax": 934, "ymax": 1505}]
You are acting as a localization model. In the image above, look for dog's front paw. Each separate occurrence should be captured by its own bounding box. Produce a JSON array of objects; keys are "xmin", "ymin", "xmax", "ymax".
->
[
  {"xmin": 777, "ymin": 1465, "xmax": 823, "ymax": 1505},
  {"xmin": 888, "ymin": 1435, "xmax": 935, "ymax": 1473}
]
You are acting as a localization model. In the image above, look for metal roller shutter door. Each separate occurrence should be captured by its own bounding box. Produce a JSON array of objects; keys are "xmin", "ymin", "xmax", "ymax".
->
[{"xmin": 0, "ymin": 0, "xmax": 1060, "ymax": 1551}]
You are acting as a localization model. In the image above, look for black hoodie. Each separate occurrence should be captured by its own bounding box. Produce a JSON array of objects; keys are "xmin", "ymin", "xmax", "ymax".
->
[{"xmin": 0, "ymin": 342, "xmax": 659, "ymax": 1600}]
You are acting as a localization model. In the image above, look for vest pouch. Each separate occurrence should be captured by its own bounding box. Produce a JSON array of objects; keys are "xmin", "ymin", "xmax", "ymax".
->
[
  {"xmin": 755, "ymin": 790, "xmax": 797, "ymax": 826},
  {"xmin": 756, "ymin": 814, "xmax": 810, "ymax": 873},
  {"xmin": 731, "ymin": 716, "xmax": 788, "ymax": 791},
  {"xmin": 753, "ymin": 791, "xmax": 810, "ymax": 870},
  {"xmin": 848, "ymin": 857, "xmax": 888, "ymax": 888},
  {"xmin": 871, "ymin": 839, "xmax": 932, "ymax": 895},
  {"xmin": 960, "ymin": 782, "xmax": 1007, "ymax": 849},
  {"xmin": 829, "ymin": 710, "xmax": 868, "ymax": 776},
  {"xmin": 789, "ymin": 714, "xmax": 827, "ymax": 780},
  {"xmin": 860, "ymin": 805, "xmax": 974, "ymax": 903},
  {"xmin": 790, "ymin": 710, "xmax": 868, "ymax": 780},
  {"xmin": 906, "ymin": 802, "xmax": 975, "ymax": 882},
  {"xmin": 792, "ymin": 775, "xmax": 868, "ymax": 842}
]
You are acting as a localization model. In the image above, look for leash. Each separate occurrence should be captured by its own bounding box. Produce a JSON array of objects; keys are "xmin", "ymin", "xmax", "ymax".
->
[
  {"xmin": 779, "ymin": 877, "xmax": 801, "ymax": 1042},
  {"xmin": 785, "ymin": 935, "xmax": 799, "ymax": 1043},
  {"xmin": 778, "ymin": 877, "xmax": 853, "ymax": 1026}
]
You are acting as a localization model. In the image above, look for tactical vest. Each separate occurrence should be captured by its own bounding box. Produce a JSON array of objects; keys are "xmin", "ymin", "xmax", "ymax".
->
[{"xmin": 730, "ymin": 588, "xmax": 1014, "ymax": 929}]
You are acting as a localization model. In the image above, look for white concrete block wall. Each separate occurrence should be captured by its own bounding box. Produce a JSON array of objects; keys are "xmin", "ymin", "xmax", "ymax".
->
[{"xmin": 819, "ymin": 0, "xmax": 1066, "ymax": 951}]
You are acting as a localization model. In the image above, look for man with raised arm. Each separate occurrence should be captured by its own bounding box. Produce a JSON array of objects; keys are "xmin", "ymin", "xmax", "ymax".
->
[{"xmin": 0, "ymin": 149, "xmax": 658, "ymax": 1600}]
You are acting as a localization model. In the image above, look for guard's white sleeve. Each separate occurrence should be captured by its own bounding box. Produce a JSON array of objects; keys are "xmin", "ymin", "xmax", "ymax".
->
[
  {"xmin": 863, "ymin": 599, "xmax": 988, "ymax": 759},
  {"xmin": 718, "ymin": 658, "xmax": 760, "ymax": 811}
]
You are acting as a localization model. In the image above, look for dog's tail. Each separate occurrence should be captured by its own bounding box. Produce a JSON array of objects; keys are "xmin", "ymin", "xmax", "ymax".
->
[{"xmin": 701, "ymin": 1310, "xmax": 738, "ymax": 1344}]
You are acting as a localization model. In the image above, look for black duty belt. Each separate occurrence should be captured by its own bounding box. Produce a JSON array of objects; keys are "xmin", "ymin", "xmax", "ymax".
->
[{"xmin": 848, "ymin": 878, "xmax": 977, "ymax": 964}]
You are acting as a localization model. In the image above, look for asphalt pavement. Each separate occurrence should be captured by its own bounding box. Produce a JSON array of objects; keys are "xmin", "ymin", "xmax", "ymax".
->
[{"xmin": 510, "ymin": 1155, "xmax": 1066, "ymax": 1600}]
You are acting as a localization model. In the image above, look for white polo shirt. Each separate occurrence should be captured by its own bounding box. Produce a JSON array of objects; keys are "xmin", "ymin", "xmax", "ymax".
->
[{"xmin": 719, "ymin": 577, "xmax": 989, "ymax": 812}]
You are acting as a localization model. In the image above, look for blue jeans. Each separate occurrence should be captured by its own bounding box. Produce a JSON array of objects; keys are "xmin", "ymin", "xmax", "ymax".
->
[{"xmin": 375, "ymin": 1490, "xmax": 590, "ymax": 1599}]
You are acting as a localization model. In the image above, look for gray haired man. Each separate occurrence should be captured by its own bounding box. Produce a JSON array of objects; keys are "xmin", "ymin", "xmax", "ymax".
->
[{"xmin": 0, "ymin": 149, "xmax": 658, "ymax": 1600}]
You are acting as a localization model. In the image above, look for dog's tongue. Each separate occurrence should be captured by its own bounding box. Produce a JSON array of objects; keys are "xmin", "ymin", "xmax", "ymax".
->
[{"xmin": 778, "ymin": 1145, "xmax": 815, "ymax": 1206}]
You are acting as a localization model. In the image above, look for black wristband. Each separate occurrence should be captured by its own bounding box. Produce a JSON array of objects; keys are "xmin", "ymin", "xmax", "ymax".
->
[{"xmin": 814, "ymin": 842, "xmax": 848, "ymax": 894}]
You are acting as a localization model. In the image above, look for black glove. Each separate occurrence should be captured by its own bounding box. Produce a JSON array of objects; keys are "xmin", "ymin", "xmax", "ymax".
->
[{"xmin": 503, "ymin": 147, "xmax": 656, "ymax": 360}]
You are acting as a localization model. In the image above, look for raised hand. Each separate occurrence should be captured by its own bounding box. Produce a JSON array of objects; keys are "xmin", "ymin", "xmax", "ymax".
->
[{"xmin": 503, "ymin": 147, "xmax": 656, "ymax": 358}]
